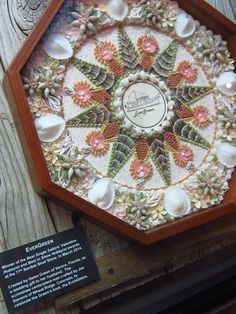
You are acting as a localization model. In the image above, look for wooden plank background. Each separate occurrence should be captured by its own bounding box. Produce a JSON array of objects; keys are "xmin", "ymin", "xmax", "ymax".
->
[{"xmin": 0, "ymin": 1, "xmax": 235, "ymax": 313}]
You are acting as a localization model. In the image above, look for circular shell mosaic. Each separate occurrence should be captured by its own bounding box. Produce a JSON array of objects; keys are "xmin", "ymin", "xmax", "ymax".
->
[{"xmin": 22, "ymin": 0, "xmax": 236, "ymax": 230}]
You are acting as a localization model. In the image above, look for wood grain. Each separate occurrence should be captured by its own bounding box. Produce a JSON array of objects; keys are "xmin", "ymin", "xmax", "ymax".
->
[
  {"xmin": 207, "ymin": 0, "xmax": 236, "ymax": 22},
  {"xmin": 56, "ymin": 212, "xmax": 236, "ymax": 311},
  {"xmin": 14, "ymin": 0, "xmax": 49, "ymax": 35},
  {"xmin": 0, "ymin": 65, "xmax": 56, "ymax": 313},
  {"xmin": 0, "ymin": 0, "xmax": 236, "ymax": 313},
  {"xmin": 0, "ymin": 1, "xmax": 57, "ymax": 313}
]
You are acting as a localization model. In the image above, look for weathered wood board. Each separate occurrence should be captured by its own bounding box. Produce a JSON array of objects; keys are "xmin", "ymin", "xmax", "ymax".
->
[{"xmin": 0, "ymin": 1, "xmax": 235, "ymax": 313}]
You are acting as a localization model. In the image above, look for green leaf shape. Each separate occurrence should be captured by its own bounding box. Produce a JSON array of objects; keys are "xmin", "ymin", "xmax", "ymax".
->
[
  {"xmin": 173, "ymin": 86, "xmax": 212, "ymax": 106},
  {"xmin": 118, "ymin": 28, "xmax": 140, "ymax": 70},
  {"xmin": 173, "ymin": 119, "xmax": 210, "ymax": 149},
  {"xmin": 107, "ymin": 134, "xmax": 135, "ymax": 178},
  {"xmin": 66, "ymin": 105, "xmax": 111, "ymax": 127},
  {"xmin": 152, "ymin": 41, "xmax": 178, "ymax": 79},
  {"xmin": 72, "ymin": 58, "xmax": 115, "ymax": 90},
  {"xmin": 150, "ymin": 139, "xmax": 171, "ymax": 186}
]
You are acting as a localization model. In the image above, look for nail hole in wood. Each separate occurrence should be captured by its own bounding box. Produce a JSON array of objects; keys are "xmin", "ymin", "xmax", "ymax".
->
[{"xmin": 108, "ymin": 268, "xmax": 114, "ymax": 275}]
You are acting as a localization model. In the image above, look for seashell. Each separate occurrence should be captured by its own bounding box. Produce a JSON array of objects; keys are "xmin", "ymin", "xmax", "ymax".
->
[
  {"xmin": 164, "ymin": 187, "xmax": 191, "ymax": 218},
  {"xmin": 138, "ymin": 71, "xmax": 149, "ymax": 80},
  {"xmin": 165, "ymin": 90, "xmax": 172, "ymax": 99},
  {"xmin": 81, "ymin": 173, "xmax": 96, "ymax": 190},
  {"xmin": 216, "ymin": 143, "xmax": 236, "ymax": 168},
  {"xmin": 116, "ymin": 110, "xmax": 125, "ymax": 119},
  {"xmin": 129, "ymin": 6, "xmax": 142, "ymax": 19},
  {"xmin": 125, "ymin": 120, "xmax": 133, "ymax": 129},
  {"xmin": 216, "ymin": 72, "xmax": 236, "ymax": 96},
  {"xmin": 120, "ymin": 78, "xmax": 129, "ymax": 86},
  {"xmin": 150, "ymin": 74, "xmax": 157, "ymax": 82},
  {"xmin": 168, "ymin": 100, "xmax": 174, "ymax": 110},
  {"xmin": 154, "ymin": 126, "xmax": 162, "ymax": 133},
  {"xmin": 159, "ymin": 81, "xmax": 166, "ymax": 90},
  {"xmin": 106, "ymin": 0, "xmax": 129, "ymax": 21},
  {"xmin": 115, "ymin": 87, "xmax": 124, "ymax": 97},
  {"xmin": 88, "ymin": 178, "xmax": 115, "ymax": 209},
  {"xmin": 167, "ymin": 111, "xmax": 175, "ymax": 120},
  {"xmin": 43, "ymin": 34, "xmax": 73, "ymax": 60},
  {"xmin": 175, "ymin": 12, "xmax": 196, "ymax": 38},
  {"xmin": 113, "ymin": 99, "xmax": 122, "ymax": 108},
  {"xmin": 129, "ymin": 74, "xmax": 137, "ymax": 81},
  {"xmin": 162, "ymin": 120, "xmax": 170, "ymax": 128},
  {"xmin": 34, "ymin": 114, "xmax": 65, "ymax": 142},
  {"xmin": 46, "ymin": 95, "xmax": 61, "ymax": 112}
]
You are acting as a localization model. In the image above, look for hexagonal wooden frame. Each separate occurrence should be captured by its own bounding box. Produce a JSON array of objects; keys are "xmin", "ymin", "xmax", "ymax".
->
[{"xmin": 3, "ymin": 0, "xmax": 236, "ymax": 244}]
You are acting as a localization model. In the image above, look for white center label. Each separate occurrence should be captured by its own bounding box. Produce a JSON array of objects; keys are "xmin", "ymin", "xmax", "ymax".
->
[{"xmin": 122, "ymin": 82, "xmax": 167, "ymax": 129}]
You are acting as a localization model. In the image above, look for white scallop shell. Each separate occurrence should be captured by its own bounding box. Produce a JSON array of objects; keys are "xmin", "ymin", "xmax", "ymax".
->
[
  {"xmin": 106, "ymin": 0, "xmax": 129, "ymax": 21},
  {"xmin": 216, "ymin": 143, "xmax": 236, "ymax": 168},
  {"xmin": 88, "ymin": 178, "xmax": 115, "ymax": 210},
  {"xmin": 164, "ymin": 187, "xmax": 191, "ymax": 218},
  {"xmin": 175, "ymin": 12, "xmax": 196, "ymax": 38},
  {"xmin": 34, "ymin": 114, "xmax": 65, "ymax": 142},
  {"xmin": 216, "ymin": 72, "xmax": 236, "ymax": 96},
  {"xmin": 43, "ymin": 34, "xmax": 73, "ymax": 60}
]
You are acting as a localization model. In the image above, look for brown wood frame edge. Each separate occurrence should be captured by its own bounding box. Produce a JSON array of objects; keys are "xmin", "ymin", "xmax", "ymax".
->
[{"xmin": 2, "ymin": 0, "xmax": 236, "ymax": 245}]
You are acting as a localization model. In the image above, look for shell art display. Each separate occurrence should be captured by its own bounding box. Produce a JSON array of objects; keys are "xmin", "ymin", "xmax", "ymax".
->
[{"xmin": 21, "ymin": 0, "xmax": 236, "ymax": 234}]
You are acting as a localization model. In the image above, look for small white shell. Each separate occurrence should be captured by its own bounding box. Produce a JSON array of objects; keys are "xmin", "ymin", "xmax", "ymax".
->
[
  {"xmin": 125, "ymin": 120, "xmax": 133, "ymax": 129},
  {"xmin": 149, "ymin": 74, "xmax": 157, "ymax": 82},
  {"xmin": 154, "ymin": 126, "xmax": 162, "ymax": 133},
  {"xmin": 216, "ymin": 143, "xmax": 236, "ymax": 168},
  {"xmin": 116, "ymin": 110, "xmax": 125, "ymax": 119},
  {"xmin": 159, "ymin": 81, "xmax": 166, "ymax": 90},
  {"xmin": 106, "ymin": 0, "xmax": 129, "ymax": 21},
  {"xmin": 113, "ymin": 99, "xmax": 122, "ymax": 108},
  {"xmin": 138, "ymin": 71, "xmax": 149, "ymax": 80},
  {"xmin": 120, "ymin": 78, "xmax": 130, "ymax": 86},
  {"xmin": 43, "ymin": 34, "xmax": 73, "ymax": 60},
  {"xmin": 34, "ymin": 114, "xmax": 65, "ymax": 142},
  {"xmin": 168, "ymin": 100, "xmax": 175, "ymax": 109},
  {"xmin": 115, "ymin": 87, "xmax": 124, "ymax": 97},
  {"xmin": 164, "ymin": 187, "xmax": 191, "ymax": 218},
  {"xmin": 216, "ymin": 72, "xmax": 236, "ymax": 96},
  {"xmin": 167, "ymin": 111, "xmax": 175, "ymax": 120},
  {"xmin": 88, "ymin": 178, "xmax": 115, "ymax": 210},
  {"xmin": 162, "ymin": 120, "xmax": 170, "ymax": 128},
  {"xmin": 175, "ymin": 12, "xmax": 196, "ymax": 38}
]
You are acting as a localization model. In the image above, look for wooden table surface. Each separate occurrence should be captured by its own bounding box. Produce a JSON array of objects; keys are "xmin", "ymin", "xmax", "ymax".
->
[{"xmin": 0, "ymin": 1, "xmax": 236, "ymax": 313}]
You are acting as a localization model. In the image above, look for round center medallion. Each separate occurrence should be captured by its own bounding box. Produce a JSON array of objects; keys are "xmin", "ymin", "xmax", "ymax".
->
[{"xmin": 122, "ymin": 81, "xmax": 167, "ymax": 129}]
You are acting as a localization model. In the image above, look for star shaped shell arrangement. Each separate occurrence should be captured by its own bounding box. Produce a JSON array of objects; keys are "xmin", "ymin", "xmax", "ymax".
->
[{"xmin": 21, "ymin": 0, "xmax": 236, "ymax": 230}]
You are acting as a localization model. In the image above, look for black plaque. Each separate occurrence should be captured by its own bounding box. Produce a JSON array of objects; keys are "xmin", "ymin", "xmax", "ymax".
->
[{"xmin": 0, "ymin": 227, "xmax": 99, "ymax": 313}]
